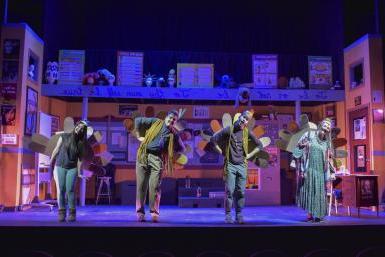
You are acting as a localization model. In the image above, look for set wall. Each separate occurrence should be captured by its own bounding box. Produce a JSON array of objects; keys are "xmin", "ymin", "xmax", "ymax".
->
[
  {"xmin": 344, "ymin": 34, "xmax": 385, "ymax": 202},
  {"xmin": 0, "ymin": 24, "xmax": 44, "ymax": 208}
]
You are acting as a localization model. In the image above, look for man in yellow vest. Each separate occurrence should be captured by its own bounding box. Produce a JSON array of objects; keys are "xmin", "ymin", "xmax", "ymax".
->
[
  {"xmin": 134, "ymin": 110, "xmax": 185, "ymax": 222},
  {"xmin": 211, "ymin": 110, "xmax": 262, "ymax": 224}
]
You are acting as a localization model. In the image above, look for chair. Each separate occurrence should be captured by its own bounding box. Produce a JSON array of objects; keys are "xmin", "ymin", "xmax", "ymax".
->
[
  {"xmin": 327, "ymin": 181, "xmax": 340, "ymax": 216},
  {"xmin": 96, "ymin": 169, "xmax": 112, "ymax": 205}
]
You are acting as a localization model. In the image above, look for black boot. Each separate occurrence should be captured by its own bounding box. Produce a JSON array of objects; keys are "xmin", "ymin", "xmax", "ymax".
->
[
  {"xmin": 68, "ymin": 208, "xmax": 76, "ymax": 222},
  {"xmin": 58, "ymin": 209, "xmax": 66, "ymax": 222}
]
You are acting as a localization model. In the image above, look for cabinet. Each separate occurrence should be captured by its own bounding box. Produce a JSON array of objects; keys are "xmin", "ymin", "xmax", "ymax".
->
[{"xmin": 341, "ymin": 174, "xmax": 379, "ymax": 216}]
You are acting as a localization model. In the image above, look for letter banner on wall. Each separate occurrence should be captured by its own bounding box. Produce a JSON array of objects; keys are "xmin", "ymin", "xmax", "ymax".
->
[{"xmin": 308, "ymin": 56, "xmax": 332, "ymax": 89}]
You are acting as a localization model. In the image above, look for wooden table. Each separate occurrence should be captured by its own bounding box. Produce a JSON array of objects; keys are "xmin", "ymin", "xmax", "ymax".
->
[{"xmin": 338, "ymin": 174, "xmax": 379, "ymax": 217}]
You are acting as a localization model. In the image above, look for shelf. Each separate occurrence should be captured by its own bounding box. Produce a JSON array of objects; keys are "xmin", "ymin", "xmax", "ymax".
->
[{"xmin": 42, "ymin": 84, "xmax": 345, "ymax": 102}]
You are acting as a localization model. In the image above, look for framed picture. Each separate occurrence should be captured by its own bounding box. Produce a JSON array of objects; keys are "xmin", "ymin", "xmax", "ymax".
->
[
  {"xmin": 358, "ymin": 177, "xmax": 378, "ymax": 206},
  {"xmin": 3, "ymin": 39, "xmax": 20, "ymax": 59},
  {"xmin": 1, "ymin": 104, "xmax": 16, "ymax": 126},
  {"xmin": 25, "ymin": 87, "xmax": 38, "ymax": 135},
  {"xmin": 28, "ymin": 50, "xmax": 39, "ymax": 83},
  {"xmin": 2, "ymin": 60, "xmax": 18, "ymax": 82},
  {"xmin": 353, "ymin": 117, "xmax": 366, "ymax": 140},
  {"xmin": 354, "ymin": 144, "xmax": 367, "ymax": 172}
]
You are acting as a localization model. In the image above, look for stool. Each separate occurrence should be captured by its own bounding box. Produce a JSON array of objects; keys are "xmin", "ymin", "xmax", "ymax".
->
[{"xmin": 96, "ymin": 176, "xmax": 112, "ymax": 205}]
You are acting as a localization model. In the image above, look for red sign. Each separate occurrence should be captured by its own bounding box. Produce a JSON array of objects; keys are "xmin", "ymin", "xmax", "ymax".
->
[{"xmin": 1, "ymin": 83, "xmax": 17, "ymax": 100}]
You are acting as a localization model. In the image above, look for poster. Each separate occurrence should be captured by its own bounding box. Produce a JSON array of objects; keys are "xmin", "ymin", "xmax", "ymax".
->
[
  {"xmin": 3, "ymin": 39, "xmax": 20, "ymax": 59},
  {"xmin": 356, "ymin": 145, "xmax": 366, "ymax": 168},
  {"xmin": 58, "ymin": 50, "xmax": 85, "ymax": 84},
  {"xmin": 353, "ymin": 117, "xmax": 366, "ymax": 140},
  {"xmin": 25, "ymin": 87, "xmax": 38, "ymax": 135},
  {"xmin": 1, "ymin": 134, "xmax": 17, "ymax": 145},
  {"xmin": 308, "ymin": 56, "xmax": 332, "ymax": 89},
  {"xmin": 193, "ymin": 106, "xmax": 210, "ymax": 119},
  {"xmin": 1, "ymin": 104, "xmax": 16, "ymax": 126},
  {"xmin": 177, "ymin": 63, "xmax": 214, "ymax": 88},
  {"xmin": 360, "ymin": 178, "xmax": 374, "ymax": 200},
  {"xmin": 252, "ymin": 54, "xmax": 278, "ymax": 88},
  {"xmin": 116, "ymin": 51, "xmax": 144, "ymax": 86},
  {"xmin": 1, "ymin": 83, "xmax": 17, "ymax": 101},
  {"xmin": 118, "ymin": 105, "xmax": 138, "ymax": 116},
  {"xmin": 2, "ymin": 60, "xmax": 18, "ymax": 82}
]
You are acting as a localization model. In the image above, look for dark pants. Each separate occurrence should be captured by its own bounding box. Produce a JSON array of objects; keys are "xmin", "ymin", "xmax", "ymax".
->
[
  {"xmin": 225, "ymin": 162, "xmax": 247, "ymax": 214},
  {"xmin": 136, "ymin": 153, "xmax": 163, "ymax": 215}
]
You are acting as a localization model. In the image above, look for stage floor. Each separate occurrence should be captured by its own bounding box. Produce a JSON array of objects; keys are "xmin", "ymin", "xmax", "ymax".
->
[
  {"xmin": 1, "ymin": 206, "xmax": 385, "ymax": 256},
  {"xmin": 0, "ymin": 205, "xmax": 384, "ymax": 227}
]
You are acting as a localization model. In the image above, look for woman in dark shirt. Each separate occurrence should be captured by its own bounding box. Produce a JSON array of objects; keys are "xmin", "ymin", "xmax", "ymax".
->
[{"xmin": 50, "ymin": 120, "xmax": 89, "ymax": 222}]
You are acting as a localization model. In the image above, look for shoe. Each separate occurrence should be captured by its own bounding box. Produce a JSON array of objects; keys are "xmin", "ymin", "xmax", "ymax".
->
[
  {"xmin": 137, "ymin": 213, "xmax": 146, "ymax": 222},
  {"xmin": 151, "ymin": 213, "xmax": 159, "ymax": 223},
  {"xmin": 225, "ymin": 213, "xmax": 234, "ymax": 224},
  {"xmin": 67, "ymin": 208, "xmax": 76, "ymax": 222},
  {"xmin": 312, "ymin": 217, "xmax": 324, "ymax": 223},
  {"xmin": 58, "ymin": 209, "xmax": 66, "ymax": 222},
  {"xmin": 306, "ymin": 216, "xmax": 314, "ymax": 222},
  {"xmin": 235, "ymin": 213, "xmax": 245, "ymax": 224}
]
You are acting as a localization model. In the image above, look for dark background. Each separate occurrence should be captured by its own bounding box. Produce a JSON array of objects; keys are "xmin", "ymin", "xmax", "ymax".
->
[{"xmin": 1, "ymin": 0, "xmax": 384, "ymax": 86}]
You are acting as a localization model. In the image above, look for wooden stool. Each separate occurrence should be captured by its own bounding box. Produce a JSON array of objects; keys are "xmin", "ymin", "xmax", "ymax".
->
[{"xmin": 96, "ymin": 176, "xmax": 112, "ymax": 205}]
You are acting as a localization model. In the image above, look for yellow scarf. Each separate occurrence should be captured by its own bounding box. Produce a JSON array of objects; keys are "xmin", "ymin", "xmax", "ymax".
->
[{"xmin": 137, "ymin": 119, "xmax": 175, "ymax": 175}]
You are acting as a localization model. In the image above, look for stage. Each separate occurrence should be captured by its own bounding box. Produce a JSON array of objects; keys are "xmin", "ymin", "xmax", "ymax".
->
[{"xmin": 1, "ymin": 206, "xmax": 385, "ymax": 257}]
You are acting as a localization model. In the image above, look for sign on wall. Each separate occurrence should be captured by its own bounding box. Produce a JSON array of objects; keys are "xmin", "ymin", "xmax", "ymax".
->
[
  {"xmin": 177, "ymin": 63, "xmax": 214, "ymax": 88},
  {"xmin": 193, "ymin": 106, "xmax": 209, "ymax": 119},
  {"xmin": 252, "ymin": 54, "xmax": 278, "ymax": 88},
  {"xmin": 117, "ymin": 51, "xmax": 144, "ymax": 86},
  {"xmin": 308, "ymin": 56, "xmax": 332, "ymax": 89},
  {"xmin": 1, "ymin": 133, "xmax": 17, "ymax": 145},
  {"xmin": 58, "ymin": 50, "xmax": 85, "ymax": 84}
]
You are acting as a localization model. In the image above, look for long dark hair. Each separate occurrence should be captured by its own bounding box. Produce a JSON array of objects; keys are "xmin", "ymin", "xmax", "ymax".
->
[{"xmin": 65, "ymin": 121, "xmax": 88, "ymax": 160}]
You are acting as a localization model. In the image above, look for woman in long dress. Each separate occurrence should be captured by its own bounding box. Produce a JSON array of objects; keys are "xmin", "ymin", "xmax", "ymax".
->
[{"xmin": 293, "ymin": 118, "xmax": 334, "ymax": 222}]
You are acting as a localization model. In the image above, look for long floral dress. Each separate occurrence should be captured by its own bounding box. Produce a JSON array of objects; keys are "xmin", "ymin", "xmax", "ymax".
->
[{"xmin": 294, "ymin": 132, "xmax": 329, "ymax": 219}]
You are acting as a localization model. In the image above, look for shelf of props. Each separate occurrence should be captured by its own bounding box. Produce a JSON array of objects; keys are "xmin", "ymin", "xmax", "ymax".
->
[{"xmin": 42, "ymin": 84, "xmax": 344, "ymax": 102}]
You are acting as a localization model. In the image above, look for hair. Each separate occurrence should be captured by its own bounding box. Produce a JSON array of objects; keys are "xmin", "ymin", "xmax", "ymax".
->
[
  {"xmin": 242, "ymin": 110, "xmax": 253, "ymax": 119},
  {"xmin": 167, "ymin": 110, "xmax": 179, "ymax": 117},
  {"xmin": 67, "ymin": 120, "xmax": 89, "ymax": 159}
]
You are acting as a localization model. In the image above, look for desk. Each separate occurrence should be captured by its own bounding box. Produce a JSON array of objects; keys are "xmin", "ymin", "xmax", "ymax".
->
[{"xmin": 338, "ymin": 174, "xmax": 379, "ymax": 217}]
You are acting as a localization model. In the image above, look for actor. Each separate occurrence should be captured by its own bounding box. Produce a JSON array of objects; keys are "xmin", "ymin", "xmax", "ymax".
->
[
  {"xmin": 293, "ymin": 118, "xmax": 335, "ymax": 222},
  {"xmin": 211, "ymin": 110, "xmax": 262, "ymax": 224},
  {"xmin": 50, "ymin": 120, "xmax": 90, "ymax": 222},
  {"xmin": 134, "ymin": 110, "xmax": 185, "ymax": 222}
]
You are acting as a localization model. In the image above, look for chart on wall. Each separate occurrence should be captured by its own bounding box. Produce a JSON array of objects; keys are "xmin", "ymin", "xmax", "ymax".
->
[
  {"xmin": 58, "ymin": 50, "xmax": 85, "ymax": 84},
  {"xmin": 177, "ymin": 63, "xmax": 214, "ymax": 88},
  {"xmin": 252, "ymin": 54, "xmax": 278, "ymax": 88},
  {"xmin": 308, "ymin": 56, "xmax": 332, "ymax": 89},
  {"xmin": 117, "ymin": 51, "xmax": 144, "ymax": 86}
]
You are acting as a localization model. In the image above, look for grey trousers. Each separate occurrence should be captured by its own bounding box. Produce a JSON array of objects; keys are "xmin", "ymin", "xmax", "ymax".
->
[
  {"xmin": 136, "ymin": 153, "xmax": 163, "ymax": 215},
  {"xmin": 225, "ymin": 162, "xmax": 247, "ymax": 214}
]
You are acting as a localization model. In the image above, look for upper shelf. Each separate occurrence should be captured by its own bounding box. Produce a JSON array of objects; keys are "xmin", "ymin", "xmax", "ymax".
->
[{"xmin": 41, "ymin": 84, "xmax": 345, "ymax": 102}]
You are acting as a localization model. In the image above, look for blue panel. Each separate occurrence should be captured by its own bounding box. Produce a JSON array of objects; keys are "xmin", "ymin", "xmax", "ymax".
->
[{"xmin": 42, "ymin": 84, "xmax": 345, "ymax": 102}]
